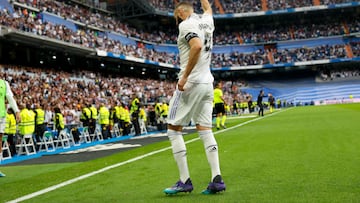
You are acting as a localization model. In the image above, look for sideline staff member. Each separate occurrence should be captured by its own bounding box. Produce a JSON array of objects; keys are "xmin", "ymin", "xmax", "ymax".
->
[{"xmin": 213, "ymin": 82, "xmax": 227, "ymax": 130}]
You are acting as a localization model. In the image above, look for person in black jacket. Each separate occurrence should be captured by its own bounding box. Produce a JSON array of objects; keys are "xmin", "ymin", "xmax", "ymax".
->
[{"xmin": 257, "ymin": 90, "xmax": 265, "ymax": 116}]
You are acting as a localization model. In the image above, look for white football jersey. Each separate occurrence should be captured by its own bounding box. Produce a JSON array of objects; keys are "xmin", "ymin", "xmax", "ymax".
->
[{"xmin": 177, "ymin": 13, "xmax": 214, "ymax": 83}]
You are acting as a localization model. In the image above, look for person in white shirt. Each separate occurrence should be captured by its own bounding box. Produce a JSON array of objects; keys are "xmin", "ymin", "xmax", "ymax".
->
[
  {"xmin": 44, "ymin": 105, "xmax": 53, "ymax": 130},
  {"xmin": 0, "ymin": 79, "xmax": 20, "ymax": 177},
  {"xmin": 164, "ymin": 0, "xmax": 225, "ymax": 195}
]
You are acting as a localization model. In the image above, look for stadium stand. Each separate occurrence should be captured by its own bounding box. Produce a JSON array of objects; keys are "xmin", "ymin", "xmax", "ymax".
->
[
  {"xmin": 0, "ymin": 0, "xmax": 356, "ymax": 73},
  {"xmin": 245, "ymin": 77, "xmax": 360, "ymax": 105}
]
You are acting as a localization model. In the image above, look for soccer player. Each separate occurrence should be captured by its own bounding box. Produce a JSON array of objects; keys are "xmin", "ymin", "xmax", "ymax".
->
[
  {"xmin": 0, "ymin": 79, "xmax": 20, "ymax": 177},
  {"xmin": 214, "ymin": 82, "xmax": 227, "ymax": 130},
  {"xmin": 164, "ymin": 0, "xmax": 226, "ymax": 195}
]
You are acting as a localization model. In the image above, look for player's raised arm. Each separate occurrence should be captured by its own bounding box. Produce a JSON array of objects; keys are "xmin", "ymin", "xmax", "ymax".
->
[{"xmin": 200, "ymin": 0, "xmax": 212, "ymax": 15}]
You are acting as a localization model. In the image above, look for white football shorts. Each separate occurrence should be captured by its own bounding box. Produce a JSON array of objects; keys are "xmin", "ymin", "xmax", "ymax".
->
[{"xmin": 167, "ymin": 82, "xmax": 213, "ymax": 128}]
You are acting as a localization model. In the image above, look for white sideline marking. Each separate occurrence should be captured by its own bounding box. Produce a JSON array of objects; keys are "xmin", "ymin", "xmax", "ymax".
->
[
  {"xmin": 131, "ymin": 132, "xmax": 168, "ymax": 139},
  {"xmin": 227, "ymin": 115, "xmax": 257, "ymax": 120},
  {"xmin": 61, "ymin": 143, "xmax": 142, "ymax": 154},
  {"xmin": 7, "ymin": 109, "xmax": 288, "ymax": 203}
]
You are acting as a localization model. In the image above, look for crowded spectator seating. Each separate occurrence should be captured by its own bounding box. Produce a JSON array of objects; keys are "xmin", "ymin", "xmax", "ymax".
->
[
  {"xmin": 0, "ymin": 0, "xmax": 355, "ymax": 71},
  {"xmin": 351, "ymin": 41, "xmax": 360, "ymax": 57},
  {"xmin": 317, "ymin": 67, "xmax": 360, "ymax": 81},
  {"xmin": 0, "ymin": 63, "xmax": 249, "ymax": 161},
  {"xmin": 148, "ymin": 0, "xmax": 357, "ymax": 13},
  {"xmin": 272, "ymin": 44, "xmax": 347, "ymax": 64},
  {"xmin": 0, "ymin": 0, "xmax": 357, "ymax": 72},
  {"xmin": 11, "ymin": 0, "xmax": 360, "ymax": 45},
  {"xmin": 2, "ymin": 60, "xmax": 360, "ymax": 161}
]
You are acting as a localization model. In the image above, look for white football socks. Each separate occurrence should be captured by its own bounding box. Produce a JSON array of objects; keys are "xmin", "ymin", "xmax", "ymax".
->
[
  {"xmin": 168, "ymin": 129, "xmax": 190, "ymax": 183},
  {"xmin": 199, "ymin": 130, "xmax": 221, "ymax": 181}
]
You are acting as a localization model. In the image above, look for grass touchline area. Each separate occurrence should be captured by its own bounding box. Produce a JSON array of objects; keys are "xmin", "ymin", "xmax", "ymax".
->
[
  {"xmin": 1, "ymin": 104, "xmax": 360, "ymax": 203},
  {"xmin": 6, "ymin": 108, "xmax": 280, "ymax": 202}
]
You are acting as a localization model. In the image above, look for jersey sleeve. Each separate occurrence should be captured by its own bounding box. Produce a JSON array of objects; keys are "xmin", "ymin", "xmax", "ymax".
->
[
  {"xmin": 179, "ymin": 20, "xmax": 200, "ymax": 43},
  {"xmin": 201, "ymin": 14, "xmax": 214, "ymax": 33}
]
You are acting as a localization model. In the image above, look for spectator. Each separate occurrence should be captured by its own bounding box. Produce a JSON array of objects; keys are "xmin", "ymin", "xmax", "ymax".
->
[{"xmin": 54, "ymin": 106, "xmax": 64, "ymax": 137}]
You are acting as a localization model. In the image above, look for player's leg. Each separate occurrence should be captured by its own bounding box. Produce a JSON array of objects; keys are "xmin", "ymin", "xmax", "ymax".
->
[
  {"xmin": 164, "ymin": 125, "xmax": 194, "ymax": 194},
  {"xmin": 194, "ymin": 84, "xmax": 225, "ymax": 194},
  {"xmin": 164, "ymin": 88, "xmax": 195, "ymax": 194},
  {"xmin": 221, "ymin": 110, "xmax": 226, "ymax": 129},
  {"xmin": 216, "ymin": 113, "xmax": 221, "ymax": 129}
]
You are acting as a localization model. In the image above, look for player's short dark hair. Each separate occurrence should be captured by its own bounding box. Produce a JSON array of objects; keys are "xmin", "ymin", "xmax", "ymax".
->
[{"xmin": 175, "ymin": 2, "xmax": 193, "ymax": 10}]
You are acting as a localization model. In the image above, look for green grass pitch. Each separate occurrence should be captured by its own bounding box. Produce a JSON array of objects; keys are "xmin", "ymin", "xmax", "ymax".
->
[{"xmin": 1, "ymin": 103, "xmax": 360, "ymax": 202}]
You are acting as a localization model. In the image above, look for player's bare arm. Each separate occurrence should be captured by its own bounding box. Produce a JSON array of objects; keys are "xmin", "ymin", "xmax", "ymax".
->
[
  {"xmin": 200, "ymin": 0, "xmax": 212, "ymax": 15},
  {"xmin": 178, "ymin": 37, "xmax": 202, "ymax": 91}
]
